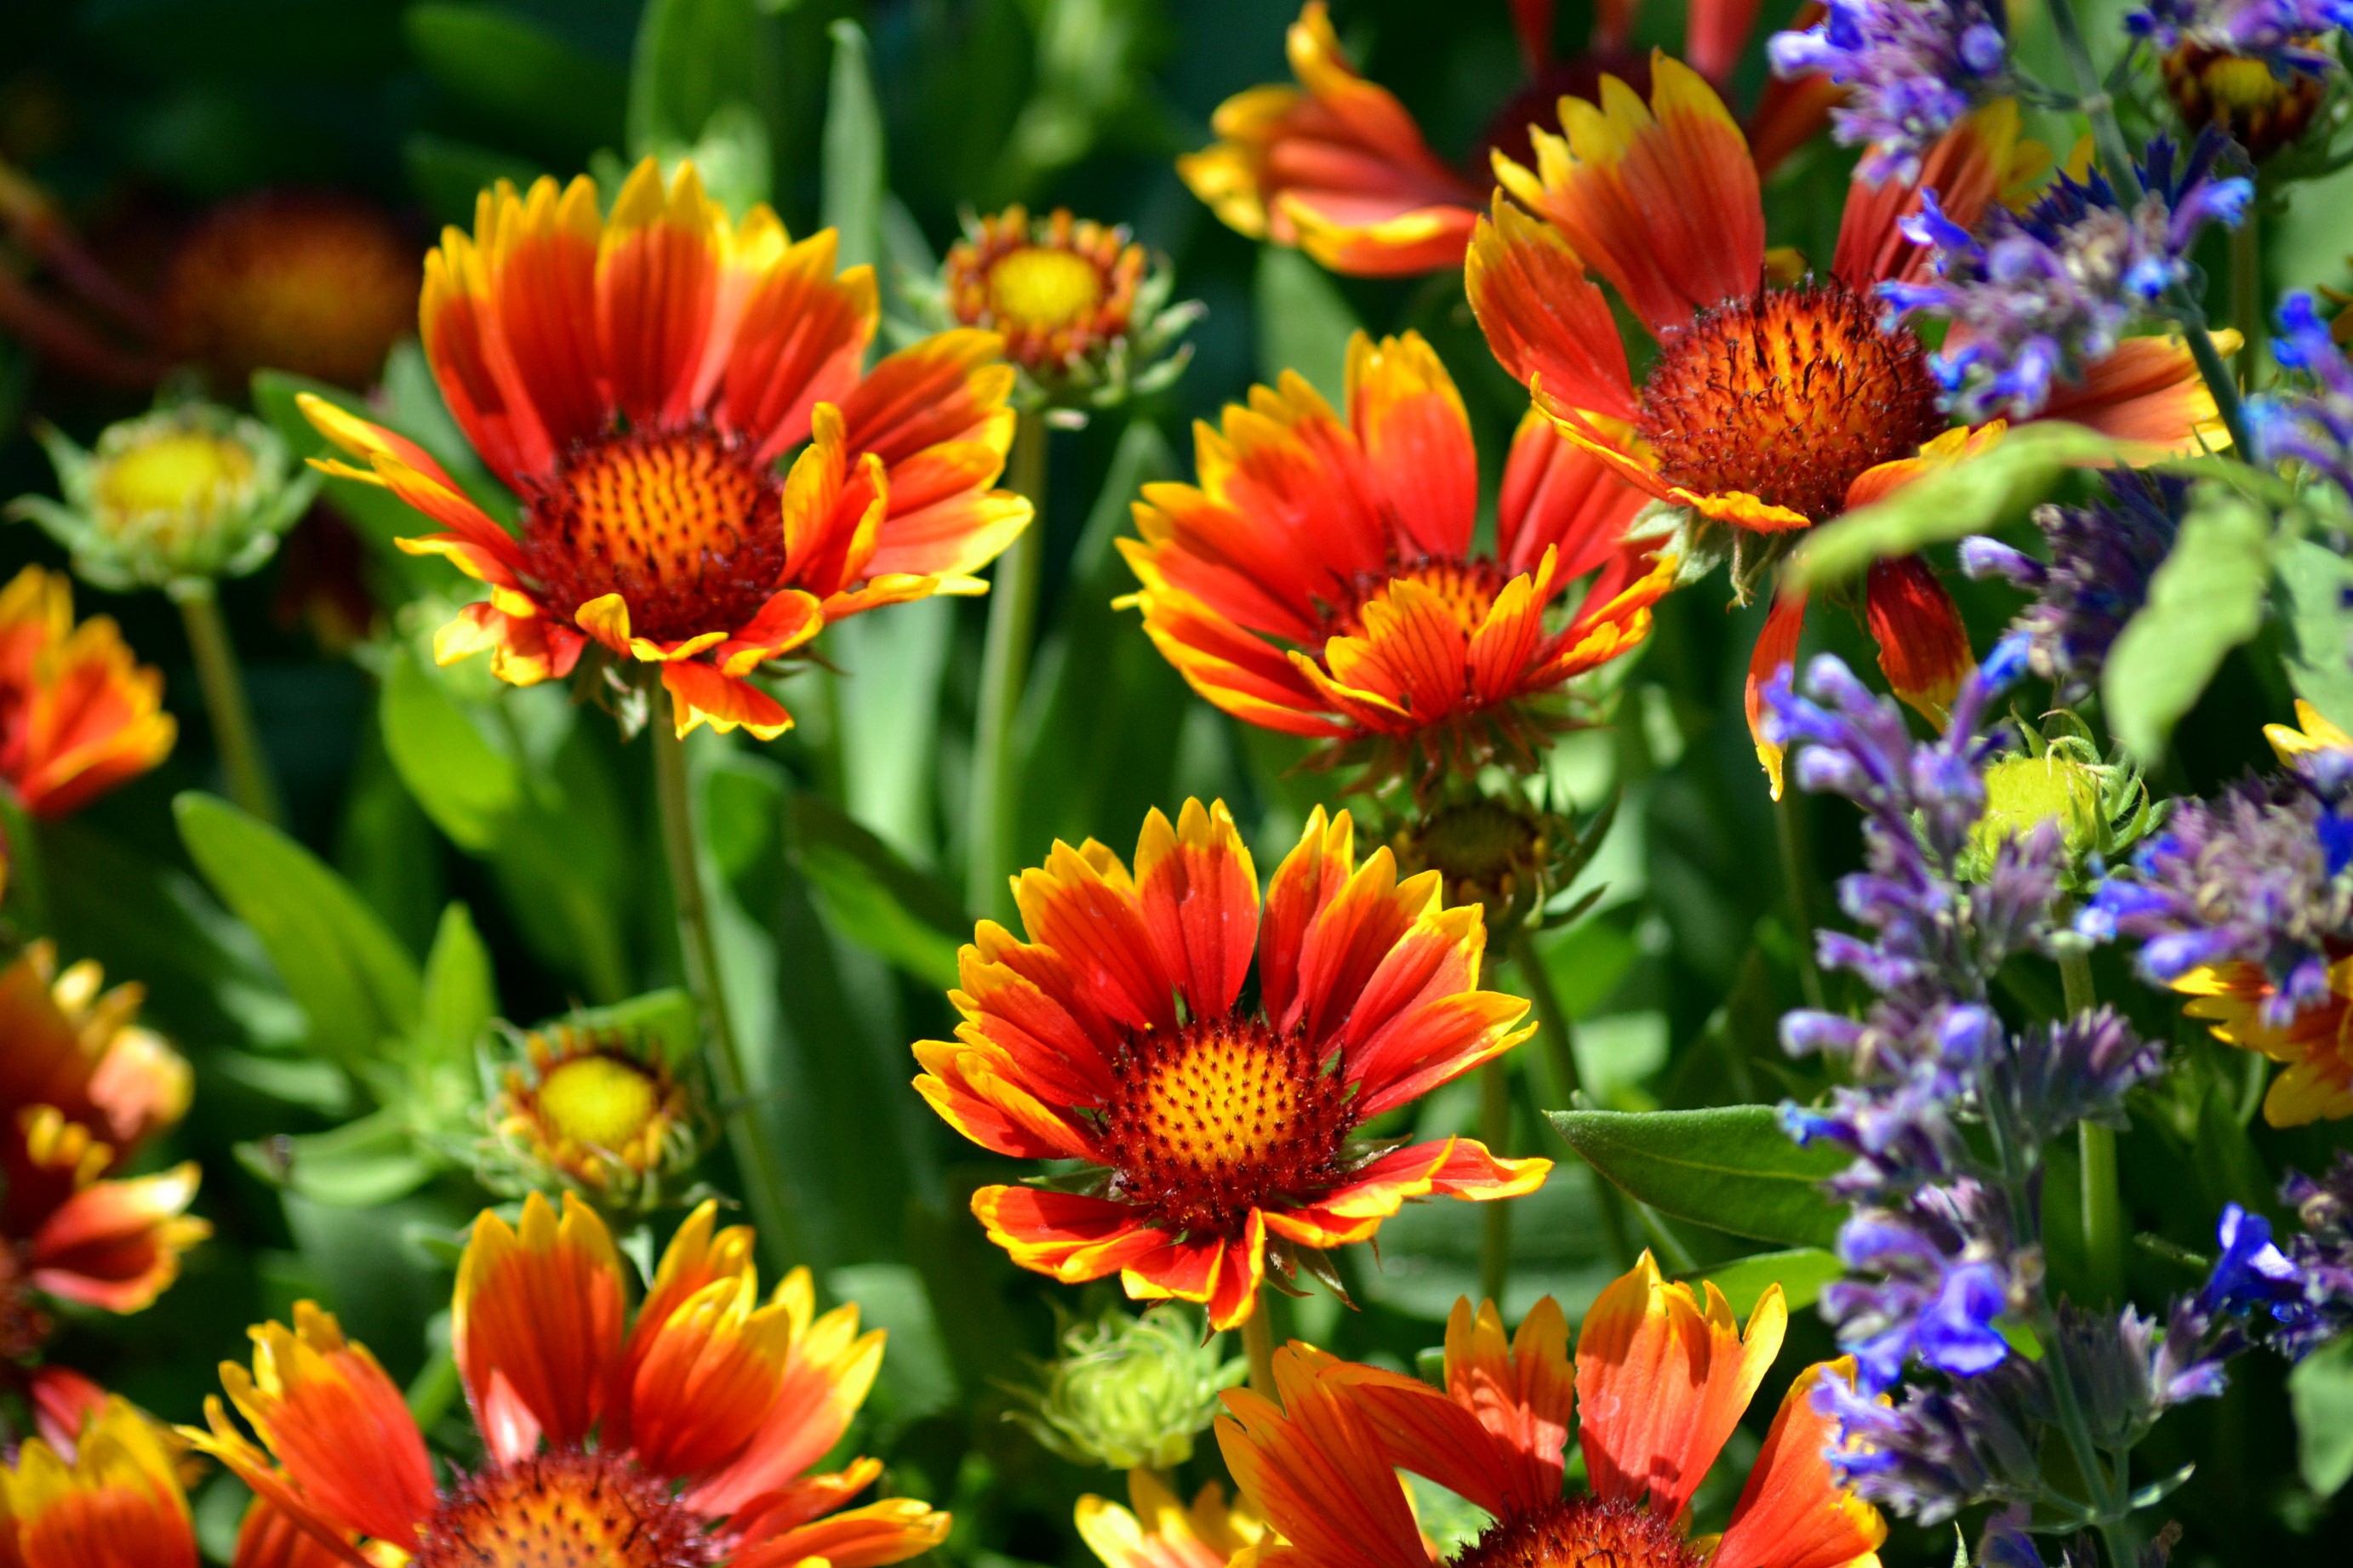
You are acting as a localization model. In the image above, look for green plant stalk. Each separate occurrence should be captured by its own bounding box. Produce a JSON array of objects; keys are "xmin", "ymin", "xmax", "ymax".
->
[
  {"xmin": 1241, "ymin": 1289, "xmax": 1277, "ymax": 1400},
  {"xmin": 1508, "ymin": 929, "xmax": 1636, "ymax": 1267},
  {"xmin": 968, "ymin": 411, "xmax": 1050, "ymax": 922},
  {"xmin": 174, "ymin": 579, "xmax": 281, "ymax": 826},
  {"xmin": 2232, "ymin": 208, "xmax": 2266, "ymax": 391},
  {"xmin": 1776, "ymin": 789, "xmax": 1828, "ymax": 1010},
  {"xmin": 1479, "ymin": 1059, "xmax": 1513, "ymax": 1305},
  {"xmin": 2042, "ymin": 0, "xmax": 2251, "ymax": 454},
  {"xmin": 653, "ymin": 698, "xmax": 809, "ymax": 1274},
  {"xmin": 2061, "ymin": 949, "xmax": 2126, "ymax": 1305}
]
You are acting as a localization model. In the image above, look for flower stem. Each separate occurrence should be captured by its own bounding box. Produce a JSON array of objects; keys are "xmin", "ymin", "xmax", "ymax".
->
[
  {"xmin": 2061, "ymin": 948, "xmax": 2127, "ymax": 1305},
  {"xmin": 652, "ymin": 696, "xmax": 809, "ymax": 1274},
  {"xmin": 1479, "ymin": 1059, "xmax": 1513, "ymax": 1305},
  {"xmin": 1509, "ymin": 928, "xmax": 1636, "ymax": 1267},
  {"xmin": 2042, "ymin": 0, "xmax": 2251, "ymax": 453},
  {"xmin": 2232, "ymin": 204, "xmax": 2266, "ymax": 391},
  {"xmin": 1241, "ymin": 1287, "xmax": 1277, "ymax": 1400},
  {"xmin": 967, "ymin": 409, "xmax": 1049, "ymax": 923},
  {"xmin": 173, "ymin": 579, "xmax": 281, "ymax": 826},
  {"xmin": 1776, "ymin": 788, "xmax": 1827, "ymax": 1010}
]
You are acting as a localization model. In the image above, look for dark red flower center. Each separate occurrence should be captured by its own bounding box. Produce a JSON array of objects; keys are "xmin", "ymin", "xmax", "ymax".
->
[
  {"xmin": 1326, "ymin": 556, "xmax": 1511, "ymax": 642},
  {"xmin": 520, "ymin": 424, "xmax": 785, "ymax": 644},
  {"xmin": 1452, "ymin": 1496, "xmax": 1703, "ymax": 1568},
  {"xmin": 1636, "ymin": 278, "xmax": 1946, "ymax": 526},
  {"xmin": 1095, "ymin": 1016, "xmax": 1354, "ymax": 1238},
  {"xmin": 414, "ymin": 1449, "xmax": 715, "ymax": 1568}
]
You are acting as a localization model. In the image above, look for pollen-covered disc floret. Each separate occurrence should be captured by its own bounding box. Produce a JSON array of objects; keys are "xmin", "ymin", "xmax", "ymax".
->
[
  {"xmin": 520, "ymin": 425, "xmax": 783, "ymax": 642},
  {"xmin": 1098, "ymin": 1018, "xmax": 1353, "ymax": 1236},
  {"xmin": 1636, "ymin": 281, "xmax": 1947, "ymax": 525},
  {"xmin": 415, "ymin": 1450, "xmax": 715, "ymax": 1568},
  {"xmin": 1453, "ymin": 1497, "xmax": 1704, "ymax": 1568}
]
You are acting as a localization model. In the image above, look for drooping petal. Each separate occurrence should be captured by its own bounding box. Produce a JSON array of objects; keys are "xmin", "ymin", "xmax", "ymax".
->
[
  {"xmin": 968, "ymin": 1187, "xmax": 1168, "ymax": 1285},
  {"xmin": 1714, "ymin": 1359, "xmax": 1888, "ymax": 1568},
  {"xmin": 1865, "ymin": 556, "xmax": 1974, "ymax": 725},
  {"xmin": 1746, "ymin": 590, "xmax": 1808, "ymax": 801},
  {"xmin": 660, "ymin": 660, "xmax": 795, "ymax": 740}
]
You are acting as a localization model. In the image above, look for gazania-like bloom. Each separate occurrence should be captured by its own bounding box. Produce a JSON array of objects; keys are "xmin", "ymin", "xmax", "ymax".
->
[
  {"xmin": 1219, "ymin": 1263, "xmax": 1886, "ymax": 1568},
  {"xmin": 1179, "ymin": 2, "xmax": 1833, "ymax": 277},
  {"xmin": 1469, "ymin": 72, "xmax": 2230, "ymax": 791},
  {"xmin": 0, "ymin": 565, "xmax": 175, "ymax": 820},
  {"xmin": 0, "ymin": 942, "xmax": 204, "ymax": 1359},
  {"xmin": 160, "ymin": 190, "xmax": 421, "ymax": 391},
  {"xmin": 189, "ymin": 1192, "xmax": 949, "ymax": 1568},
  {"xmin": 1, "ymin": 1394, "xmax": 200, "ymax": 1568},
  {"xmin": 937, "ymin": 205, "xmax": 1197, "ymax": 413},
  {"xmin": 478, "ymin": 1015, "xmax": 707, "ymax": 1212},
  {"xmin": 303, "ymin": 157, "xmax": 1031, "ymax": 738},
  {"xmin": 914, "ymin": 798, "xmax": 1549, "ymax": 1329},
  {"xmin": 1120, "ymin": 332, "xmax": 1673, "ymax": 781},
  {"xmin": 1077, "ymin": 1468, "xmax": 1264, "ymax": 1568}
]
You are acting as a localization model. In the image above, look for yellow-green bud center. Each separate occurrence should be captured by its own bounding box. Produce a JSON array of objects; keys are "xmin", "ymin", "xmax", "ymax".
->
[
  {"xmin": 987, "ymin": 246, "xmax": 1104, "ymax": 329},
  {"xmin": 1979, "ymin": 755, "xmax": 2099, "ymax": 848},
  {"xmin": 94, "ymin": 430, "xmax": 255, "ymax": 527},
  {"xmin": 536, "ymin": 1054, "xmax": 660, "ymax": 1151}
]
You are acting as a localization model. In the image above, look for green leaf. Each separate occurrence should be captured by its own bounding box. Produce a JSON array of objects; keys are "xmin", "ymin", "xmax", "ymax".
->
[
  {"xmin": 820, "ymin": 20, "xmax": 885, "ymax": 275},
  {"xmin": 626, "ymin": 0, "xmax": 780, "ymax": 169},
  {"xmin": 2105, "ymin": 483, "xmax": 2273, "ymax": 761},
  {"xmin": 788, "ymin": 793, "xmax": 965, "ymax": 989},
  {"xmin": 403, "ymin": 4, "xmax": 627, "ymax": 158},
  {"xmin": 1788, "ymin": 422, "xmax": 2122, "ymax": 588},
  {"xmin": 417, "ymin": 904, "xmax": 496, "ymax": 1069},
  {"xmin": 2276, "ymin": 535, "xmax": 2353, "ymax": 733},
  {"xmin": 827, "ymin": 1263, "xmax": 958, "ymax": 1428},
  {"xmin": 1254, "ymin": 247, "xmax": 1362, "ymax": 407},
  {"xmin": 237, "ymin": 1109, "xmax": 437, "ymax": 1208},
  {"xmin": 380, "ymin": 652, "xmax": 525, "ymax": 853},
  {"xmin": 175, "ymin": 793, "xmax": 422, "ymax": 1072},
  {"xmin": 1687, "ymin": 1247, "xmax": 1843, "ymax": 1316},
  {"xmin": 2292, "ymin": 1332, "xmax": 2353, "ymax": 1497},
  {"xmin": 1547, "ymin": 1107, "xmax": 1849, "ymax": 1248}
]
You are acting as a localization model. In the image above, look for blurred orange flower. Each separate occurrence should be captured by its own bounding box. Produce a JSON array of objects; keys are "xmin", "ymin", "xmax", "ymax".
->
[{"xmin": 0, "ymin": 565, "xmax": 175, "ymax": 822}]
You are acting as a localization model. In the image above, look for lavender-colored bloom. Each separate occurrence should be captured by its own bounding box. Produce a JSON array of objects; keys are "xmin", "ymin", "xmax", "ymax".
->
[
  {"xmin": 1883, "ymin": 129, "xmax": 2252, "ymax": 421},
  {"xmin": 1961, "ymin": 472, "xmax": 2187, "ymax": 700},
  {"xmin": 2127, "ymin": 0, "xmax": 2353, "ymax": 76},
  {"xmin": 2254, "ymin": 1153, "xmax": 2353, "ymax": 1359},
  {"xmin": 1767, "ymin": 0, "xmax": 2010, "ymax": 184},
  {"xmin": 2251, "ymin": 292, "xmax": 2353, "ymax": 504}
]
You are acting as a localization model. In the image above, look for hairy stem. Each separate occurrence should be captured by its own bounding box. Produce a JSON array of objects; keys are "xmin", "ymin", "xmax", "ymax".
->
[
  {"xmin": 174, "ymin": 580, "xmax": 282, "ymax": 826},
  {"xmin": 968, "ymin": 411, "xmax": 1049, "ymax": 922},
  {"xmin": 654, "ymin": 699, "xmax": 808, "ymax": 1273}
]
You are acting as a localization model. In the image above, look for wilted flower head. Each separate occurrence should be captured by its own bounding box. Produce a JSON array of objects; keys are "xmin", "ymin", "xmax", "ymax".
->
[
  {"xmin": 12, "ymin": 403, "xmax": 317, "ymax": 594},
  {"xmin": 1767, "ymin": 0, "xmax": 2012, "ymax": 183},
  {"xmin": 477, "ymin": 1004, "xmax": 708, "ymax": 1212},
  {"xmin": 159, "ymin": 188, "xmax": 420, "ymax": 391},
  {"xmin": 1012, "ymin": 1304, "xmax": 1245, "ymax": 1469},
  {"xmin": 1885, "ymin": 130, "xmax": 2253, "ymax": 421},
  {"xmin": 2251, "ymin": 291, "xmax": 2353, "ymax": 502},
  {"xmin": 2127, "ymin": 0, "xmax": 2350, "ymax": 77},
  {"xmin": 1960, "ymin": 471, "xmax": 2187, "ymax": 698},
  {"xmin": 933, "ymin": 204, "xmax": 1198, "ymax": 418}
]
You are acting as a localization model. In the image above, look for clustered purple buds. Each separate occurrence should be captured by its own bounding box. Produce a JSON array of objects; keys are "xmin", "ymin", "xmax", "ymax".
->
[
  {"xmin": 2127, "ymin": 0, "xmax": 2351, "ymax": 76},
  {"xmin": 1884, "ymin": 130, "xmax": 2253, "ymax": 422},
  {"xmin": 2252, "ymin": 292, "xmax": 2353, "ymax": 506},
  {"xmin": 1768, "ymin": 0, "xmax": 2012, "ymax": 184}
]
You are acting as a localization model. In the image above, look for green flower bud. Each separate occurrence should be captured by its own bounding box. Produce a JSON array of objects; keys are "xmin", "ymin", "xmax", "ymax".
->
[
  {"xmin": 1962, "ymin": 722, "xmax": 2160, "ymax": 889},
  {"xmin": 1012, "ymin": 1305, "xmax": 1246, "ymax": 1470},
  {"xmin": 10, "ymin": 403, "xmax": 318, "ymax": 595}
]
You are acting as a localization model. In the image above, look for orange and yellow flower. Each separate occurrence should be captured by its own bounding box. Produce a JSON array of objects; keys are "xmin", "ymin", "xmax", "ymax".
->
[
  {"xmin": 1467, "ymin": 71, "xmax": 2230, "ymax": 792},
  {"xmin": 1078, "ymin": 1468, "xmax": 1265, "ymax": 1568},
  {"xmin": 0, "ymin": 942, "xmax": 204, "ymax": 1359},
  {"xmin": 1120, "ymin": 332, "xmax": 1672, "ymax": 780},
  {"xmin": 0, "ymin": 566, "xmax": 174, "ymax": 822},
  {"xmin": 1, "ymin": 1394, "xmax": 201, "ymax": 1568},
  {"xmin": 188, "ymin": 1191, "xmax": 948, "ymax": 1568},
  {"xmin": 914, "ymin": 798, "xmax": 1550, "ymax": 1330},
  {"xmin": 1219, "ymin": 1261, "xmax": 1885, "ymax": 1568},
  {"xmin": 947, "ymin": 205, "xmax": 1145, "ymax": 380},
  {"xmin": 1179, "ymin": 3, "xmax": 1831, "ymax": 277},
  {"xmin": 302, "ymin": 157, "xmax": 1031, "ymax": 739}
]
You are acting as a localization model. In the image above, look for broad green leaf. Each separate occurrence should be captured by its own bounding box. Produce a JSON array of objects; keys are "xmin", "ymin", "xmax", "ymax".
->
[
  {"xmin": 2105, "ymin": 483, "xmax": 2272, "ymax": 761},
  {"xmin": 828, "ymin": 602, "xmax": 952, "ymax": 864},
  {"xmin": 380, "ymin": 651, "xmax": 525, "ymax": 852},
  {"xmin": 820, "ymin": 20, "xmax": 885, "ymax": 275},
  {"xmin": 788, "ymin": 793, "xmax": 966, "ymax": 989},
  {"xmin": 1254, "ymin": 248, "xmax": 1362, "ymax": 407},
  {"xmin": 1547, "ymin": 1107, "xmax": 1850, "ymax": 1248},
  {"xmin": 626, "ymin": 0, "xmax": 780, "ymax": 157},
  {"xmin": 1688, "ymin": 1247, "xmax": 1843, "ymax": 1316},
  {"xmin": 236, "ymin": 1109, "xmax": 437, "ymax": 1208},
  {"xmin": 403, "ymin": 5, "xmax": 626, "ymax": 158},
  {"xmin": 2276, "ymin": 535, "xmax": 2353, "ymax": 733},
  {"xmin": 175, "ymin": 792, "xmax": 421, "ymax": 1071},
  {"xmin": 417, "ymin": 904, "xmax": 496, "ymax": 1069},
  {"xmin": 1789, "ymin": 422, "xmax": 2121, "ymax": 588},
  {"xmin": 2292, "ymin": 1332, "xmax": 2353, "ymax": 1497},
  {"xmin": 828, "ymin": 1263, "xmax": 958, "ymax": 1427}
]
